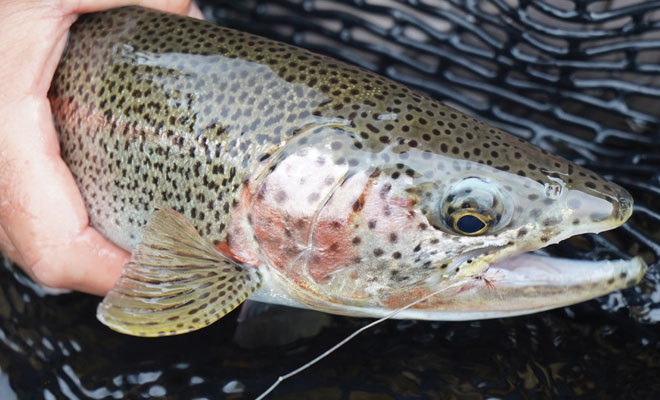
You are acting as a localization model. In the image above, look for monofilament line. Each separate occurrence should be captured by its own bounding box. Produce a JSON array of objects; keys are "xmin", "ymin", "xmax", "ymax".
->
[{"xmin": 254, "ymin": 282, "xmax": 462, "ymax": 400}]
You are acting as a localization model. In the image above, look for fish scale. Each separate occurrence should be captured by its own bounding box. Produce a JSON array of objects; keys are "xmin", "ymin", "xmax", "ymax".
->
[{"xmin": 48, "ymin": 6, "xmax": 646, "ymax": 336}]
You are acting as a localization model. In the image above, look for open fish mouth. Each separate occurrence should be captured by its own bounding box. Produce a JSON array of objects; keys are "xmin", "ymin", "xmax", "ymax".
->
[
  {"xmin": 406, "ymin": 251, "xmax": 648, "ymax": 320},
  {"xmin": 447, "ymin": 253, "xmax": 649, "ymax": 316},
  {"xmin": 485, "ymin": 253, "xmax": 646, "ymax": 290}
]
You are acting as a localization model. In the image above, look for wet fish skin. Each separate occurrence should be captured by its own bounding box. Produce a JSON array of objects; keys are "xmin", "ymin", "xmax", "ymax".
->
[{"xmin": 48, "ymin": 7, "xmax": 645, "ymax": 336}]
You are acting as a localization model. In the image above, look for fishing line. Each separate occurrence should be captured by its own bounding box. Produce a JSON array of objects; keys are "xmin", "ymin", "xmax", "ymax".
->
[{"xmin": 254, "ymin": 280, "xmax": 464, "ymax": 400}]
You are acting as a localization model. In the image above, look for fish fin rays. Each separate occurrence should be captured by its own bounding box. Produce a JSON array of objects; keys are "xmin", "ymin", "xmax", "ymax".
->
[{"xmin": 97, "ymin": 208, "xmax": 261, "ymax": 337}]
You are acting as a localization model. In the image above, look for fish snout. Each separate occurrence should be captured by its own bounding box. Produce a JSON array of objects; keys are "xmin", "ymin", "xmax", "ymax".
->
[
  {"xmin": 562, "ymin": 180, "xmax": 633, "ymax": 231},
  {"xmin": 611, "ymin": 185, "xmax": 634, "ymax": 223},
  {"xmin": 587, "ymin": 182, "xmax": 634, "ymax": 227}
]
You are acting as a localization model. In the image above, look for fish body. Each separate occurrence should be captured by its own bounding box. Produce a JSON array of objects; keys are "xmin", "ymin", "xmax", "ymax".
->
[{"xmin": 49, "ymin": 7, "xmax": 646, "ymax": 336}]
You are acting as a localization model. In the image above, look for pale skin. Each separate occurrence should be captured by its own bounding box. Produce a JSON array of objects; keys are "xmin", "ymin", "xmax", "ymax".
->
[{"xmin": 0, "ymin": 0, "xmax": 203, "ymax": 295}]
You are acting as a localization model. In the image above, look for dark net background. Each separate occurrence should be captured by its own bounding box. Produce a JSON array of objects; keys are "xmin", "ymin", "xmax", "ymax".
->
[{"xmin": 1, "ymin": 1, "xmax": 660, "ymax": 399}]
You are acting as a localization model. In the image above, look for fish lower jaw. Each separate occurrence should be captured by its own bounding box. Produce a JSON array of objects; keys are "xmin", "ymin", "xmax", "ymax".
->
[
  {"xmin": 331, "ymin": 253, "xmax": 647, "ymax": 321},
  {"xmin": 484, "ymin": 253, "xmax": 647, "ymax": 288},
  {"xmin": 436, "ymin": 252, "xmax": 648, "ymax": 319}
]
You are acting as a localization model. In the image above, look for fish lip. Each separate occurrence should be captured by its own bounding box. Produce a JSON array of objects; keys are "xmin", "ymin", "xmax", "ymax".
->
[
  {"xmin": 616, "ymin": 190, "xmax": 634, "ymax": 222},
  {"xmin": 477, "ymin": 253, "xmax": 647, "ymax": 291},
  {"xmin": 448, "ymin": 244, "xmax": 505, "ymax": 272},
  {"xmin": 436, "ymin": 242, "xmax": 510, "ymax": 282},
  {"xmin": 416, "ymin": 253, "xmax": 649, "ymax": 320}
]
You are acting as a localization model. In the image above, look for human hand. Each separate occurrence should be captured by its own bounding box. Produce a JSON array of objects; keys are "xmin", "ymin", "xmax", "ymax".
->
[{"xmin": 0, "ymin": 0, "xmax": 203, "ymax": 295}]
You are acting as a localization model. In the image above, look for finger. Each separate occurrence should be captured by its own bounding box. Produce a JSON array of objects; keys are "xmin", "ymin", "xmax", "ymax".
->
[
  {"xmin": 0, "ymin": 225, "xmax": 25, "ymax": 271},
  {"xmin": 0, "ymin": 97, "xmax": 130, "ymax": 295},
  {"xmin": 63, "ymin": 0, "xmax": 195, "ymax": 16},
  {"xmin": 0, "ymin": 1, "xmax": 203, "ymax": 105},
  {"xmin": 0, "ymin": 5, "xmax": 74, "ymax": 105},
  {"xmin": 31, "ymin": 226, "xmax": 130, "ymax": 295},
  {"xmin": 188, "ymin": 2, "xmax": 204, "ymax": 19}
]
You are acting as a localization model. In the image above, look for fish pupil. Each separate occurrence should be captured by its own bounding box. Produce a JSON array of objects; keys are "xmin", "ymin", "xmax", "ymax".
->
[{"xmin": 456, "ymin": 215, "xmax": 486, "ymax": 234}]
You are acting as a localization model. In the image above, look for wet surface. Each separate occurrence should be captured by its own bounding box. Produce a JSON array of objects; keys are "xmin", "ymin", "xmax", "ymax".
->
[
  {"xmin": 3, "ymin": 0, "xmax": 660, "ymax": 398},
  {"xmin": 1, "ymin": 254, "xmax": 659, "ymax": 399}
]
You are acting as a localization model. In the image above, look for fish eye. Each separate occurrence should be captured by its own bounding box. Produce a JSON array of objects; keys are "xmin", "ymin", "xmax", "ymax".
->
[
  {"xmin": 450, "ymin": 211, "xmax": 491, "ymax": 235},
  {"xmin": 435, "ymin": 177, "xmax": 512, "ymax": 236}
]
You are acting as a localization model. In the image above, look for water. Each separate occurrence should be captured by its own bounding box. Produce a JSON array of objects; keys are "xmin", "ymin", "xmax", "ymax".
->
[{"xmin": 1, "ymin": 254, "xmax": 659, "ymax": 399}]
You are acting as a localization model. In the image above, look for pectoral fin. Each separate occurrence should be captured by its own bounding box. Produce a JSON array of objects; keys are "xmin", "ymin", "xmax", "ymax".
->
[{"xmin": 97, "ymin": 208, "xmax": 261, "ymax": 337}]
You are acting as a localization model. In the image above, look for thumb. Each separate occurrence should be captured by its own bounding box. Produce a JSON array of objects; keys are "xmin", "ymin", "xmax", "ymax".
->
[{"xmin": 61, "ymin": 0, "xmax": 203, "ymax": 19}]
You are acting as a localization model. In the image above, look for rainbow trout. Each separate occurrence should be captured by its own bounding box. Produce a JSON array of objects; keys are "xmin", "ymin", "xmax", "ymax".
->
[{"xmin": 49, "ymin": 7, "xmax": 647, "ymax": 336}]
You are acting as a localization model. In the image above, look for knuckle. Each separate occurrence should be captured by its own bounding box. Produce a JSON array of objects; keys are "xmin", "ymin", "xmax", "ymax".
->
[
  {"xmin": 30, "ymin": 258, "xmax": 69, "ymax": 289},
  {"xmin": 0, "ymin": 227, "xmax": 24, "ymax": 267}
]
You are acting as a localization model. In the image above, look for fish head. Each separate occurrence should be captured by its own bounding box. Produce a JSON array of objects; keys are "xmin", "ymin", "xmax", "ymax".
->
[{"xmin": 252, "ymin": 103, "xmax": 644, "ymax": 319}]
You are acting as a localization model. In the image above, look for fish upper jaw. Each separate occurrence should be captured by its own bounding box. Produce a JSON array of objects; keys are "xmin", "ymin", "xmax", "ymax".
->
[
  {"xmin": 560, "ymin": 175, "xmax": 634, "ymax": 233},
  {"xmin": 513, "ymin": 182, "xmax": 635, "ymax": 252}
]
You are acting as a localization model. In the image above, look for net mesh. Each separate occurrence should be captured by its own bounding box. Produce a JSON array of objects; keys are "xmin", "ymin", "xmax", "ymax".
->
[{"xmin": 198, "ymin": 0, "xmax": 660, "ymax": 320}]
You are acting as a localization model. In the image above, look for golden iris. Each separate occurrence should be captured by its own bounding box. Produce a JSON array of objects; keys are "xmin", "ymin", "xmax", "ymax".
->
[{"xmin": 450, "ymin": 210, "xmax": 491, "ymax": 235}]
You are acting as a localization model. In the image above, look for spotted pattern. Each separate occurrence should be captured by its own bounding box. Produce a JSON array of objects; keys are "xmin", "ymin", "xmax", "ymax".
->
[
  {"xmin": 50, "ymin": 7, "xmax": 635, "ymax": 312},
  {"xmin": 97, "ymin": 209, "xmax": 260, "ymax": 337}
]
